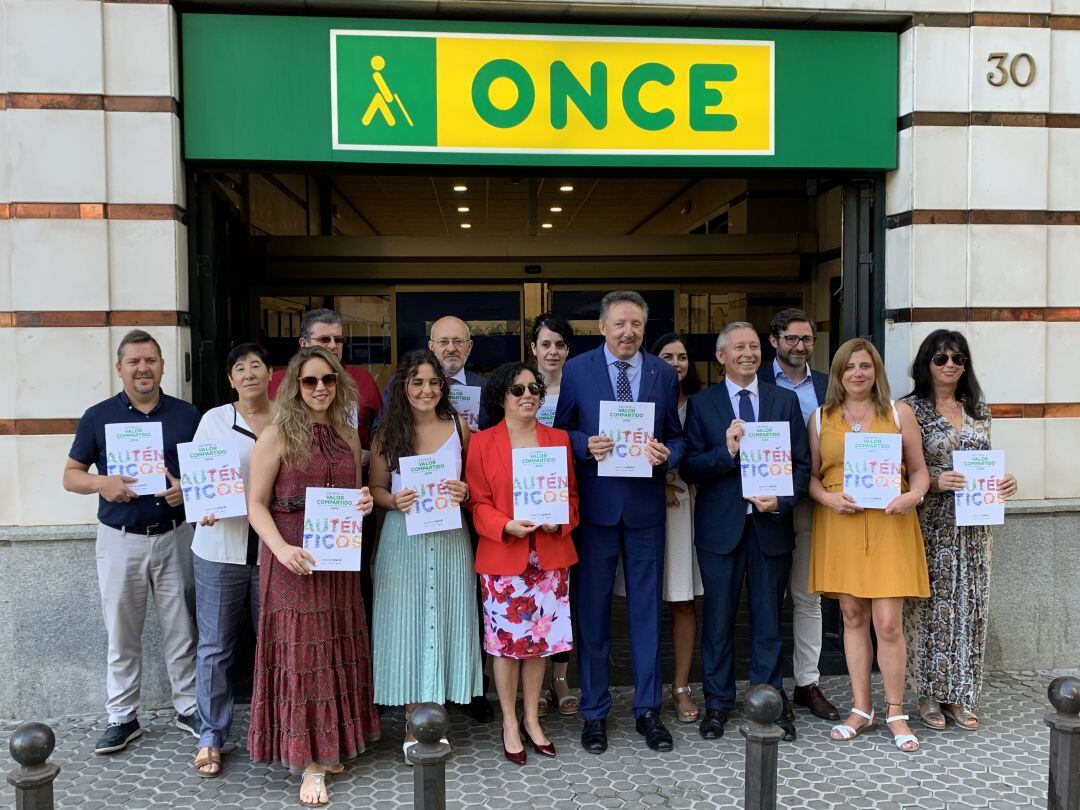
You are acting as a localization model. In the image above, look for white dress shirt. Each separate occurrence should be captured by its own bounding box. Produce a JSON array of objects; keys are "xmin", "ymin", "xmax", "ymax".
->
[{"xmin": 190, "ymin": 404, "xmax": 258, "ymax": 566}]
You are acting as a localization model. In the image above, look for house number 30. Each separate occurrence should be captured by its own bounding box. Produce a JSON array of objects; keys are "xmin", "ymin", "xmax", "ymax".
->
[{"xmin": 987, "ymin": 52, "xmax": 1036, "ymax": 87}]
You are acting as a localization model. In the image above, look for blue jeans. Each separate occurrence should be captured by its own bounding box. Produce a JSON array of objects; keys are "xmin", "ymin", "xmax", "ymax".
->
[{"xmin": 193, "ymin": 554, "xmax": 259, "ymax": 749}]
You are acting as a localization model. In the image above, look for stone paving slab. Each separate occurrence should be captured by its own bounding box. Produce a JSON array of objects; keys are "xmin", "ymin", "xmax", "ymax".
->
[{"xmin": 3, "ymin": 670, "xmax": 1074, "ymax": 809}]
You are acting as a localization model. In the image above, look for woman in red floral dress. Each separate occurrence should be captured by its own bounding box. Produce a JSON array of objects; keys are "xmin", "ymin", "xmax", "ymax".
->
[
  {"xmin": 466, "ymin": 362, "xmax": 579, "ymax": 765},
  {"xmin": 246, "ymin": 347, "xmax": 379, "ymax": 806}
]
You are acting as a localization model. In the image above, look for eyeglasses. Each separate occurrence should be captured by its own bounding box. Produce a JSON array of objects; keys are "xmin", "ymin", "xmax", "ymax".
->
[
  {"xmin": 408, "ymin": 378, "xmax": 445, "ymax": 391},
  {"xmin": 932, "ymin": 352, "xmax": 967, "ymax": 367},
  {"xmin": 507, "ymin": 382, "xmax": 543, "ymax": 397},
  {"xmin": 433, "ymin": 338, "xmax": 468, "ymax": 349},
  {"xmin": 779, "ymin": 335, "xmax": 815, "ymax": 347},
  {"xmin": 309, "ymin": 335, "xmax": 346, "ymax": 346},
  {"xmin": 299, "ymin": 373, "xmax": 338, "ymax": 389}
]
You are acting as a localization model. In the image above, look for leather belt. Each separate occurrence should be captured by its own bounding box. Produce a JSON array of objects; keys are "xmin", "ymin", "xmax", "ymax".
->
[{"xmin": 106, "ymin": 519, "xmax": 180, "ymax": 536}]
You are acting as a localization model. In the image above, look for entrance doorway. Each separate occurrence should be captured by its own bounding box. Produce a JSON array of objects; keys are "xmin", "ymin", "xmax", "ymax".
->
[{"xmin": 191, "ymin": 169, "xmax": 886, "ymax": 682}]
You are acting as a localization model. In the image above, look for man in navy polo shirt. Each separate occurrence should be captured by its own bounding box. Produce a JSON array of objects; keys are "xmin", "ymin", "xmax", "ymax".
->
[{"xmin": 63, "ymin": 330, "xmax": 202, "ymax": 754}]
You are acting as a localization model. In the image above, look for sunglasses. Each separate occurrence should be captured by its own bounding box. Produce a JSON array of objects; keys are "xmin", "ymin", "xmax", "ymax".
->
[
  {"xmin": 932, "ymin": 352, "xmax": 967, "ymax": 367},
  {"xmin": 507, "ymin": 382, "xmax": 543, "ymax": 397},
  {"xmin": 310, "ymin": 335, "xmax": 346, "ymax": 346},
  {"xmin": 299, "ymin": 373, "xmax": 338, "ymax": 389}
]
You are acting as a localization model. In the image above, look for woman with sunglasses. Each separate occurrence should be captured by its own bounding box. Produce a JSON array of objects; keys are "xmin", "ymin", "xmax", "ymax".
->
[
  {"xmin": 465, "ymin": 362, "xmax": 579, "ymax": 764},
  {"xmin": 246, "ymin": 346, "xmax": 378, "ymax": 807},
  {"xmin": 368, "ymin": 350, "xmax": 482, "ymax": 761},
  {"xmin": 191, "ymin": 343, "xmax": 273, "ymax": 779},
  {"xmin": 901, "ymin": 331, "xmax": 1017, "ymax": 732},
  {"xmin": 529, "ymin": 313, "xmax": 580, "ymax": 716}
]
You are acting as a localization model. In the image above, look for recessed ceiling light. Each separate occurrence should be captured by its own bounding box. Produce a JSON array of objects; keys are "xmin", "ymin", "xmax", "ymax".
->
[
  {"xmin": 457, "ymin": 206, "xmax": 470, "ymax": 213},
  {"xmin": 549, "ymin": 206, "xmax": 563, "ymax": 213},
  {"xmin": 453, "ymin": 184, "xmax": 468, "ymax": 192},
  {"xmin": 460, "ymin": 223, "xmax": 471, "ymax": 229},
  {"xmin": 541, "ymin": 223, "xmax": 553, "ymax": 229},
  {"xmin": 559, "ymin": 185, "xmax": 574, "ymax": 192}
]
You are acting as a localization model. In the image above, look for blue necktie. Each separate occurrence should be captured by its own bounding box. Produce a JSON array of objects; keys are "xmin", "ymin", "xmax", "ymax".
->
[
  {"xmin": 614, "ymin": 361, "xmax": 633, "ymax": 402},
  {"xmin": 738, "ymin": 389, "xmax": 755, "ymax": 422}
]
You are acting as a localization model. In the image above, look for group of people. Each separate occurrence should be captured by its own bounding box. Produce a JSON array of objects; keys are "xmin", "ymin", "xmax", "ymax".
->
[{"xmin": 63, "ymin": 295, "xmax": 1015, "ymax": 806}]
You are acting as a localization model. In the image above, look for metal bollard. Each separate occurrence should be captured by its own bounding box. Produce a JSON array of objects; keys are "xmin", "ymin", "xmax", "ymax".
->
[
  {"xmin": 1046, "ymin": 676, "xmax": 1080, "ymax": 810},
  {"xmin": 407, "ymin": 703, "xmax": 451, "ymax": 810},
  {"xmin": 740, "ymin": 685, "xmax": 784, "ymax": 810},
  {"xmin": 6, "ymin": 722, "xmax": 59, "ymax": 810}
]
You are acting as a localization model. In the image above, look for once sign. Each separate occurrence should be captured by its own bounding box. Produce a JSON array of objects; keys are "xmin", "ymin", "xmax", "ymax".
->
[
  {"xmin": 182, "ymin": 16, "xmax": 897, "ymax": 169},
  {"xmin": 331, "ymin": 31, "xmax": 773, "ymax": 156}
]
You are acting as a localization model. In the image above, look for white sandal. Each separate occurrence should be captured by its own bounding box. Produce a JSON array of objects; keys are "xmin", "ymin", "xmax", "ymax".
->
[
  {"xmin": 299, "ymin": 770, "xmax": 329, "ymax": 807},
  {"xmin": 830, "ymin": 707, "xmax": 878, "ymax": 741},
  {"xmin": 884, "ymin": 702, "xmax": 920, "ymax": 752}
]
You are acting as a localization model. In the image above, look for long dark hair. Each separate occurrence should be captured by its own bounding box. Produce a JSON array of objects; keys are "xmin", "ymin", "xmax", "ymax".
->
[
  {"xmin": 372, "ymin": 350, "xmax": 455, "ymax": 471},
  {"xmin": 651, "ymin": 333, "xmax": 702, "ymax": 398},
  {"xmin": 907, "ymin": 329, "xmax": 987, "ymax": 419},
  {"xmin": 482, "ymin": 362, "xmax": 547, "ymax": 426}
]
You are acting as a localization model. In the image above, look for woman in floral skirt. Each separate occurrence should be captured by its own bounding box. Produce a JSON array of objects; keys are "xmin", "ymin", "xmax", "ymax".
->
[{"xmin": 466, "ymin": 362, "xmax": 580, "ymax": 764}]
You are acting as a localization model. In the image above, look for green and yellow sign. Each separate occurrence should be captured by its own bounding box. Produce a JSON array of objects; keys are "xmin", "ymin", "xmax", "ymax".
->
[
  {"xmin": 332, "ymin": 31, "xmax": 773, "ymax": 156},
  {"xmin": 183, "ymin": 15, "xmax": 896, "ymax": 169}
]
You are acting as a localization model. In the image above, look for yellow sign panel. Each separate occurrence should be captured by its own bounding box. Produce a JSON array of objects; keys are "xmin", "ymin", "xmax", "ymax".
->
[{"xmin": 433, "ymin": 34, "xmax": 773, "ymax": 154}]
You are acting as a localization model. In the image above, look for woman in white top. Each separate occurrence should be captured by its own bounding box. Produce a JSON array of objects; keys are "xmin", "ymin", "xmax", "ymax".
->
[
  {"xmin": 529, "ymin": 313, "xmax": 580, "ymax": 716},
  {"xmin": 191, "ymin": 343, "xmax": 274, "ymax": 778}
]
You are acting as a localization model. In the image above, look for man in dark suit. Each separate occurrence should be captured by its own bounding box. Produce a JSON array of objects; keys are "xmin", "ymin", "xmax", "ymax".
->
[
  {"xmin": 554, "ymin": 290, "xmax": 685, "ymax": 755},
  {"xmin": 757, "ymin": 308, "xmax": 840, "ymax": 723},
  {"xmin": 682, "ymin": 321, "xmax": 810, "ymax": 742}
]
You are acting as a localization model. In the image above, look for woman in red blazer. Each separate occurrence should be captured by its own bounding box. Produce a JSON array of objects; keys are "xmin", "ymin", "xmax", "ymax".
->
[{"xmin": 466, "ymin": 362, "xmax": 579, "ymax": 766}]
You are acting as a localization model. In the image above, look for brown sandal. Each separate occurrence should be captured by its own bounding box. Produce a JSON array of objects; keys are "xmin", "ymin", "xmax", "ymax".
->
[
  {"xmin": 194, "ymin": 746, "xmax": 221, "ymax": 778},
  {"xmin": 918, "ymin": 699, "xmax": 946, "ymax": 731},
  {"xmin": 942, "ymin": 703, "xmax": 979, "ymax": 731}
]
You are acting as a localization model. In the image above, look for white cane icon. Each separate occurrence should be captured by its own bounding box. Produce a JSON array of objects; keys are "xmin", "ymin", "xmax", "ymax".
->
[{"xmin": 362, "ymin": 55, "xmax": 414, "ymax": 128}]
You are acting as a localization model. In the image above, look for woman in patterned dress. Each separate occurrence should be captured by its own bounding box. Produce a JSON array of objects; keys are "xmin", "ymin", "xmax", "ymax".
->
[
  {"xmin": 246, "ymin": 346, "xmax": 379, "ymax": 807},
  {"xmin": 465, "ymin": 362, "xmax": 579, "ymax": 764},
  {"xmin": 368, "ymin": 350, "xmax": 482, "ymax": 761},
  {"xmin": 902, "ymin": 330, "xmax": 1017, "ymax": 731}
]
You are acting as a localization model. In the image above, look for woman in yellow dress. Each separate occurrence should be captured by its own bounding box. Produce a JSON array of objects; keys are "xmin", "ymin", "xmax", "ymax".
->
[{"xmin": 807, "ymin": 338, "xmax": 930, "ymax": 752}]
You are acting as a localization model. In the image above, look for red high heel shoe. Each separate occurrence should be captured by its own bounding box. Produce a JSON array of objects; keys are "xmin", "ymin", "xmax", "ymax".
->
[
  {"xmin": 502, "ymin": 728, "xmax": 526, "ymax": 766},
  {"xmin": 524, "ymin": 724, "xmax": 557, "ymax": 758}
]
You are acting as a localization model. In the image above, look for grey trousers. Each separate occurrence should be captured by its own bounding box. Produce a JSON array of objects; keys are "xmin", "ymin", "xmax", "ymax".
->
[
  {"xmin": 789, "ymin": 500, "xmax": 823, "ymax": 687},
  {"xmin": 95, "ymin": 522, "xmax": 198, "ymax": 723}
]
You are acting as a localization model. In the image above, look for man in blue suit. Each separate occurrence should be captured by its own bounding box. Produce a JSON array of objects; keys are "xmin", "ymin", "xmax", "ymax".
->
[
  {"xmin": 554, "ymin": 290, "xmax": 685, "ymax": 754},
  {"xmin": 682, "ymin": 321, "xmax": 810, "ymax": 742},
  {"xmin": 758, "ymin": 308, "xmax": 840, "ymax": 723}
]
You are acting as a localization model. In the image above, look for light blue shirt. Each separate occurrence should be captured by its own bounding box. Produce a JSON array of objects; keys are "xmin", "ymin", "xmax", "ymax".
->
[
  {"xmin": 771, "ymin": 359, "xmax": 819, "ymax": 426},
  {"xmin": 603, "ymin": 344, "xmax": 643, "ymax": 402},
  {"xmin": 724, "ymin": 376, "xmax": 759, "ymax": 421}
]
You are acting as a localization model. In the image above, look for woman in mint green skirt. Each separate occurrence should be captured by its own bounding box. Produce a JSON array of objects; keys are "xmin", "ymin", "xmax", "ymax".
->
[{"xmin": 368, "ymin": 350, "xmax": 483, "ymax": 761}]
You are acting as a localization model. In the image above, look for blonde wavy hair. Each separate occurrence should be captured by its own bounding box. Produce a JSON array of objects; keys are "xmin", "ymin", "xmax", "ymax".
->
[
  {"xmin": 273, "ymin": 346, "xmax": 357, "ymax": 467},
  {"xmin": 823, "ymin": 337, "xmax": 893, "ymax": 419}
]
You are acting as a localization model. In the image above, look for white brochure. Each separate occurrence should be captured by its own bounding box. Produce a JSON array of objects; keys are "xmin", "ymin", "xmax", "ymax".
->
[
  {"xmin": 104, "ymin": 421, "xmax": 167, "ymax": 496},
  {"xmin": 301, "ymin": 487, "xmax": 364, "ymax": 571},
  {"xmin": 597, "ymin": 400, "xmax": 655, "ymax": 479},
  {"xmin": 953, "ymin": 450, "xmax": 1006, "ymax": 526},
  {"xmin": 843, "ymin": 432, "xmax": 902, "ymax": 509},
  {"xmin": 739, "ymin": 422, "xmax": 794, "ymax": 497}
]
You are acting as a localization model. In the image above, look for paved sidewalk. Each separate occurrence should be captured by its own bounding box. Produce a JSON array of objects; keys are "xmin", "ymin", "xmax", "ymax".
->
[{"xmin": 3, "ymin": 670, "xmax": 1072, "ymax": 809}]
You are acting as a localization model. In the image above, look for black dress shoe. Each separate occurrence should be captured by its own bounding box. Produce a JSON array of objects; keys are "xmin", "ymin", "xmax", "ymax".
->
[
  {"xmin": 464, "ymin": 695, "xmax": 495, "ymax": 723},
  {"xmin": 581, "ymin": 719, "xmax": 608, "ymax": 754},
  {"xmin": 699, "ymin": 708, "xmax": 728, "ymax": 740},
  {"xmin": 777, "ymin": 712, "xmax": 797, "ymax": 742},
  {"xmin": 635, "ymin": 710, "xmax": 673, "ymax": 752}
]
